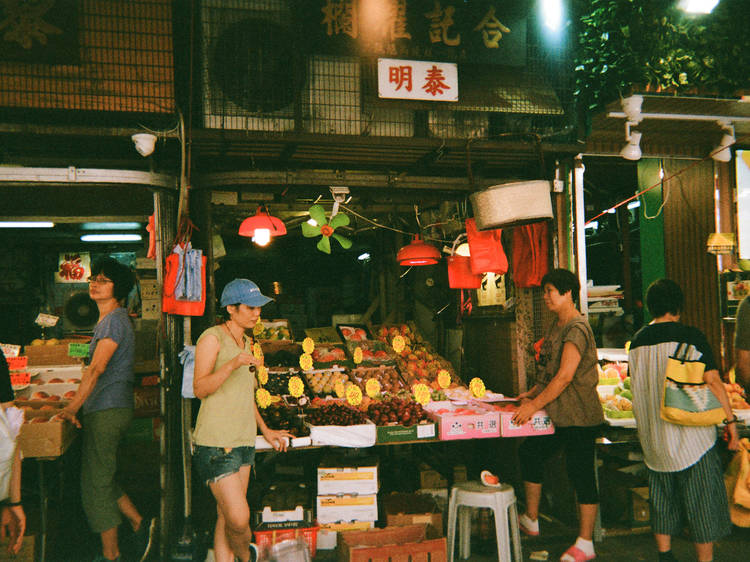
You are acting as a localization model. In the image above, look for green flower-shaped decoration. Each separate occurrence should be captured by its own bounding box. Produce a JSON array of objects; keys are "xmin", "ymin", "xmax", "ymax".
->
[{"xmin": 301, "ymin": 204, "xmax": 352, "ymax": 254}]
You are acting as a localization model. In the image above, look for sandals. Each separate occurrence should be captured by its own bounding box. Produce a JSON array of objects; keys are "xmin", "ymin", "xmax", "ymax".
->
[
  {"xmin": 560, "ymin": 545, "xmax": 596, "ymax": 561},
  {"xmin": 518, "ymin": 513, "xmax": 540, "ymax": 537}
]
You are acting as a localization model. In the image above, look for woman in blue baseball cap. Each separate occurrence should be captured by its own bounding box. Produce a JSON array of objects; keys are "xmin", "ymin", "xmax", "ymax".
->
[{"xmin": 192, "ymin": 279, "xmax": 292, "ymax": 562}]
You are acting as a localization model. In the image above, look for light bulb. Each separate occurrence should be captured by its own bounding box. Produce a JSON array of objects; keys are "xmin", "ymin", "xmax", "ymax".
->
[{"xmin": 252, "ymin": 228, "xmax": 271, "ymax": 246}]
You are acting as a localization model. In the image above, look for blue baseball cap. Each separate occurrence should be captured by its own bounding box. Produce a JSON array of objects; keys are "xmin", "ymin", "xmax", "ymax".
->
[{"xmin": 220, "ymin": 279, "xmax": 273, "ymax": 307}]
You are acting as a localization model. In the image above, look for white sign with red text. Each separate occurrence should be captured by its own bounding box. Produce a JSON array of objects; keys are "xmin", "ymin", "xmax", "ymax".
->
[{"xmin": 378, "ymin": 58, "xmax": 458, "ymax": 102}]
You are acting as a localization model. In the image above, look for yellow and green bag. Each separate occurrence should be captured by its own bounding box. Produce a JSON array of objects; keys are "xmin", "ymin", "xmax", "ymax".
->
[{"xmin": 660, "ymin": 342, "xmax": 724, "ymax": 426}]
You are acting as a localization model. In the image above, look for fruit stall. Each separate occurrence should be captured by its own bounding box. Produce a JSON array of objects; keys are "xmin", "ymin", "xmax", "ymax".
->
[{"xmin": 214, "ymin": 319, "xmax": 555, "ymax": 557}]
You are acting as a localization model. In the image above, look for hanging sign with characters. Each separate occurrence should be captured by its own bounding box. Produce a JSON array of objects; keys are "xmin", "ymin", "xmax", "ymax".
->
[
  {"xmin": 56, "ymin": 252, "xmax": 90, "ymax": 283},
  {"xmin": 378, "ymin": 58, "xmax": 458, "ymax": 101}
]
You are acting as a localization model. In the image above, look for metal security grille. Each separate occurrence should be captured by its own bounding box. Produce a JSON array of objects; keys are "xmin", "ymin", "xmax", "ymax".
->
[
  {"xmin": 198, "ymin": 0, "xmax": 574, "ymax": 139},
  {"xmin": 0, "ymin": 0, "xmax": 175, "ymax": 116}
]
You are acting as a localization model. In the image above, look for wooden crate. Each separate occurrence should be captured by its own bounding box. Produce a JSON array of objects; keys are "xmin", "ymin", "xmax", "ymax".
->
[{"xmin": 338, "ymin": 524, "xmax": 446, "ymax": 562}]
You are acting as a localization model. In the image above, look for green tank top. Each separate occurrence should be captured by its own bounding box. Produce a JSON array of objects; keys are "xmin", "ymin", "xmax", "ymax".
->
[{"xmin": 192, "ymin": 325, "xmax": 256, "ymax": 448}]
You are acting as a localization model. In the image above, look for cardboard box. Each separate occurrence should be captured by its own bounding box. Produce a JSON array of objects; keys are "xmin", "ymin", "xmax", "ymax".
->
[
  {"xmin": 318, "ymin": 456, "xmax": 379, "ymax": 495},
  {"xmin": 252, "ymin": 506, "xmax": 314, "ymax": 530},
  {"xmin": 318, "ymin": 522, "xmax": 374, "ymax": 551},
  {"xmin": 630, "ymin": 486, "xmax": 650, "ymax": 526},
  {"xmin": 24, "ymin": 339, "xmax": 87, "ymax": 366},
  {"xmin": 376, "ymin": 421, "xmax": 437, "ymax": 443},
  {"xmin": 419, "ymin": 464, "xmax": 448, "ymax": 489},
  {"xmin": 497, "ymin": 408, "xmax": 555, "ymax": 437},
  {"xmin": 384, "ymin": 493, "xmax": 443, "ymax": 534},
  {"xmin": 253, "ymin": 525, "xmax": 318, "ymax": 558},
  {"xmin": 134, "ymin": 386, "xmax": 160, "ymax": 417},
  {"xmin": 424, "ymin": 401, "xmax": 500, "ymax": 440},
  {"xmin": 0, "ymin": 534, "xmax": 35, "ymax": 561},
  {"xmin": 18, "ymin": 412, "xmax": 77, "ymax": 458},
  {"xmin": 337, "ymin": 524, "xmax": 446, "ymax": 562},
  {"xmin": 316, "ymin": 494, "xmax": 378, "ymax": 524}
]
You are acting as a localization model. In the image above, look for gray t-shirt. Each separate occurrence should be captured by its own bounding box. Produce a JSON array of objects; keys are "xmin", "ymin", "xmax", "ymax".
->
[
  {"xmin": 535, "ymin": 315, "xmax": 604, "ymax": 427},
  {"xmin": 82, "ymin": 307, "xmax": 135, "ymax": 414},
  {"xmin": 736, "ymin": 295, "xmax": 750, "ymax": 351}
]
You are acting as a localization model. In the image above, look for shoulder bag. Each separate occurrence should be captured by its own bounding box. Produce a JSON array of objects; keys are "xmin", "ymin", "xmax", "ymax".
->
[{"xmin": 660, "ymin": 342, "xmax": 724, "ymax": 426}]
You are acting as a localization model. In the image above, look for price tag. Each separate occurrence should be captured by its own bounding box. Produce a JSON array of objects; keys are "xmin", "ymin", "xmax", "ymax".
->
[
  {"xmin": 68, "ymin": 343, "xmax": 90, "ymax": 358},
  {"xmin": 469, "ymin": 377, "xmax": 486, "ymax": 398},
  {"xmin": 302, "ymin": 337, "xmax": 315, "ymax": 354},
  {"xmin": 365, "ymin": 378, "xmax": 381, "ymax": 398},
  {"xmin": 437, "ymin": 369, "xmax": 451, "ymax": 389},
  {"xmin": 288, "ymin": 376, "xmax": 305, "ymax": 398},
  {"xmin": 391, "ymin": 335, "xmax": 405, "ymax": 354},
  {"xmin": 334, "ymin": 381, "xmax": 346, "ymax": 398},
  {"xmin": 0, "ymin": 343, "xmax": 21, "ymax": 358},
  {"xmin": 413, "ymin": 383, "xmax": 431, "ymax": 406},
  {"xmin": 257, "ymin": 365, "xmax": 269, "ymax": 386},
  {"xmin": 346, "ymin": 383, "xmax": 363, "ymax": 406},
  {"xmin": 10, "ymin": 371, "xmax": 30, "ymax": 386},
  {"xmin": 299, "ymin": 353, "xmax": 313, "ymax": 371},
  {"xmin": 256, "ymin": 388, "xmax": 272, "ymax": 409},
  {"xmin": 252, "ymin": 343, "xmax": 264, "ymax": 360},
  {"xmin": 35, "ymin": 313, "xmax": 60, "ymax": 327},
  {"xmin": 353, "ymin": 347, "xmax": 363, "ymax": 364},
  {"xmin": 6, "ymin": 356, "xmax": 28, "ymax": 370}
]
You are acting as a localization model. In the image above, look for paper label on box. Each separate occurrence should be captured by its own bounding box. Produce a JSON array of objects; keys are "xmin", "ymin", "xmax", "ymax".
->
[
  {"xmin": 319, "ymin": 496, "xmax": 375, "ymax": 507},
  {"xmin": 68, "ymin": 343, "xmax": 90, "ymax": 357},
  {"xmin": 319, "ymin": 470, "xmax": 375, "ymax": 481},
  {"xmin": 10, "ymin": 371, "xmax": 30, "ymax": 385},
  {"xmin": 35, "ymin": 313, "xmax": 59, "ymax": 327},
  {"xmin": 417, "ymin": 424, "xmax": 436, "ymax": 438}
]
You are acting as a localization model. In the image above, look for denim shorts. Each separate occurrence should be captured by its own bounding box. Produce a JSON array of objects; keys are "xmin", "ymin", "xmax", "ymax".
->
[{"xmin": 193, "ymin": 445, "xmax": 255, "ymax": 485}]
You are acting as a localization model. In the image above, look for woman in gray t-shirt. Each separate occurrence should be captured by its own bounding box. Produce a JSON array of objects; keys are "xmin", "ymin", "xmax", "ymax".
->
[
  {"xmin": 60, "ymin": 258, "xmax": 154, "ymax": 562},
  {"xmin": 512, "ymin": 269, "xmax": 603, "ymax": 562}
]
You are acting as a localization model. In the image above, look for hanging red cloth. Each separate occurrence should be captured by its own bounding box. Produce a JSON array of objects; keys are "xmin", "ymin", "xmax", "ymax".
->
[
  {"xmin": 512, "ymin": 222, "xmax": 549, "ymax": 288},
  {"xmin": 465, "ymin": 218, "xmax": 508, "ymax": 275}
]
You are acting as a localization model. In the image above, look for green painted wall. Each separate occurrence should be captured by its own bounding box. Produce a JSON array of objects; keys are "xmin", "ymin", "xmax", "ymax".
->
[{"xmin": 637, "ymin": 159, "xmax": 666, "ymax": 322}]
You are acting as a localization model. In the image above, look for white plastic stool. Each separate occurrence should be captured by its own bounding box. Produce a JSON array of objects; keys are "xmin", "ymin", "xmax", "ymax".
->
[{"xmin": 447, "ymin": 481, "xmax": 522, "ymax": 562}]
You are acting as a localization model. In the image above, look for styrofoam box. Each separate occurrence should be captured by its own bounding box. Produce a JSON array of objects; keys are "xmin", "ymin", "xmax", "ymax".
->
[
  {"xmin": 255, "ymin": 435, "xmax": 312, "ymax": 450},
  {"xmin": 316, "ymin": 494, "xmax": 378, "ymax": 524},
  {"xmin": 16, "ymin": 383, "xmax": 78, "ymax": 403},
  {"xmin": 317, "ymin": 462, "xmax": 378, "ymax": 495},
  {"xmin": 498, "ymin": 409, "xmax": 555, "ymax": 437},
  {"xmin": 307, "ymin": 420, "xmax": 376, "ymax": 448},
  {"xmin": 424, "ymin": 401, "xmax": 500, "ymax": 440},
  {"xmin": 29, "ymin": 365, "xmax": 83, "ymax": 384}
]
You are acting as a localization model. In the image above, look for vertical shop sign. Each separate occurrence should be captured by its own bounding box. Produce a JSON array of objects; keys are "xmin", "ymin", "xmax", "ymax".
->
[
  {"xmin": 378, "ymin": 58, "xmax": 457, "ymax": 101},
  {"xmin": 56, "ymin": 252, "xmax": 90, "ymax": 283}
]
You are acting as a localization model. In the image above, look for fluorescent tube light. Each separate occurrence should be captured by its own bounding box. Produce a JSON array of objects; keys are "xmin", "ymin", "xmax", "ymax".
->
[
  {"xmin": 0, "ymin": 221, "xmax": 54, "ymax": 228},
  {"xmin": 80, "ymin": 234, "xmax": 142, "ymax": 242}
]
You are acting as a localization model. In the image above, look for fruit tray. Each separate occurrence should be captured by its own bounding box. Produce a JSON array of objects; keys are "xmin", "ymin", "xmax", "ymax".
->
[
  {"xmin": 264, "ymin": 368, "xmax": 311, "ymax": 397},
  {"xmin": 311, "ymin": 345, "xmax": 352, "ymax": 368},
  {"xmin": 344, "ymin": 340, "xmax": 397, "ymax": 366},
  {"xmin": 336, "ymin": 324, "xmax": 372, "ymax": 342},
  {"xmin": 349, "ymin": 365, "xmax": 406, "ymax": 395},
  {"xmin": 304, "ymin": 368, "xmax": 349, "ymax": 397}
]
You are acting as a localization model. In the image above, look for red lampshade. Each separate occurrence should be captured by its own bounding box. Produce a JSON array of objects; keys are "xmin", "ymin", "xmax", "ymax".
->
[
  {"xmin": 238, "ymin": 207, "xmax": 287, "ymax": 243},
  {"xmin": 397, "ymin": 235, "xmax": 441, "ymax": 266}
]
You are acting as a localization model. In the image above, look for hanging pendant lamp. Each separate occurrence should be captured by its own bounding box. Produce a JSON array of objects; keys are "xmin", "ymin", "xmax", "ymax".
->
[
  {"xmin": 397, "ymin": 235, "xmax": 441, "ymax": 266},
  {"xmin": 238, "ymin": 206, "xmax": 287, "ymax": 246}
]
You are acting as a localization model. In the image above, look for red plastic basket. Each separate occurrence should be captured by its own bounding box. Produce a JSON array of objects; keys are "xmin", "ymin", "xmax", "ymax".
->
[{"xmin": 252, "ymin": 526, "xmax": 318, "ymax": 558}]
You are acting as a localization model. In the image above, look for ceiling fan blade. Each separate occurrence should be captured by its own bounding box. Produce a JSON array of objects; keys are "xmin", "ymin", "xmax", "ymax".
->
[
  {"xmin": 301, "ymin": 222, "xmax": 321, "ymax": 238},
  {"xmin": 308, "ymin": 204, "xmax": 328, "ymax": 226},
  {"xmin": 332, "ymin": 233, "xmax": 353, "ymax": 249},
  {"xmin": 317, "ymin": 236, "xmax": 332, "ymax": 254}
]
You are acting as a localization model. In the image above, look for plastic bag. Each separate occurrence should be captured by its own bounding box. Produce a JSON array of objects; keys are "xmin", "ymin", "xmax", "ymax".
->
[{"xmin": 465, "ymin": 218, "xmax": 508, "ymax": 275}]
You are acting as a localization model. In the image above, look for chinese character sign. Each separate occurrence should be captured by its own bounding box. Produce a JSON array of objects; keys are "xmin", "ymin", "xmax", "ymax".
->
[
  {"xmin": 300, "ymin": 0, "xmax": 527, "ymax": 66},
  {"xmin": 56, "ymin": 252, "xmax": 90, "ymax": 283},
  {"xmin": 378, "ymin": 58, "xmax": 457, "ymax": 101}
]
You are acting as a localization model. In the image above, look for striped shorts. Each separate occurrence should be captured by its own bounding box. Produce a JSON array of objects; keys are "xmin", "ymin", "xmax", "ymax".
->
[{"xmin": 648, "ymin": 445, "xmax": 731, "ymax": 544}]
